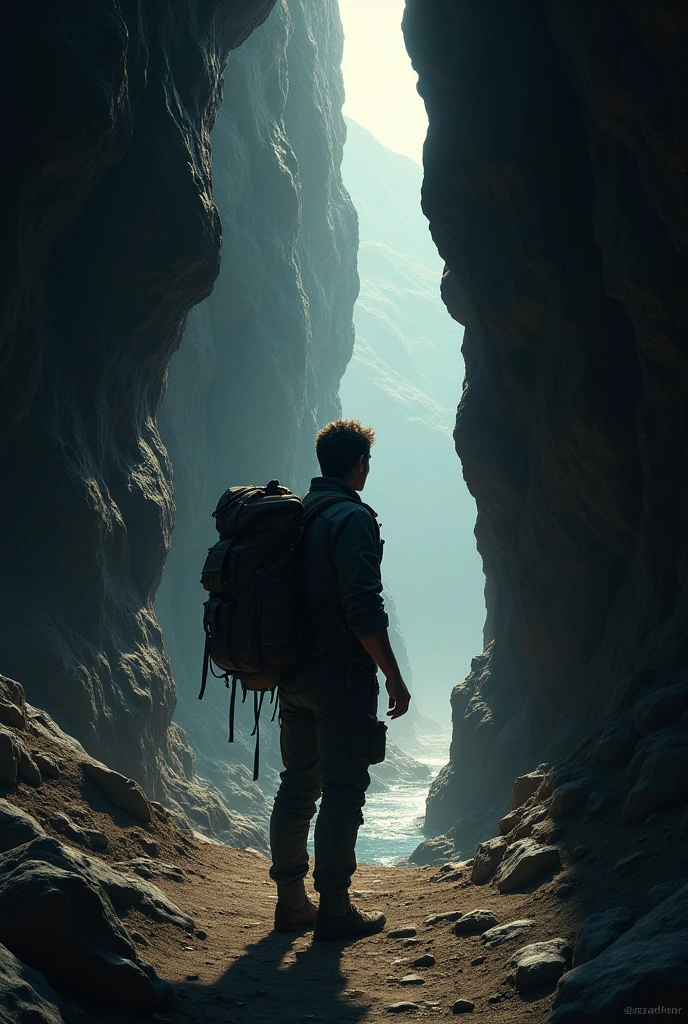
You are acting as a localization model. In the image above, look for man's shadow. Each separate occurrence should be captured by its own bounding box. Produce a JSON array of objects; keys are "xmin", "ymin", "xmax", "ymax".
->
[{"xmin": 200, "ymin": 929, "xmax": 371, "ymax": 1024}]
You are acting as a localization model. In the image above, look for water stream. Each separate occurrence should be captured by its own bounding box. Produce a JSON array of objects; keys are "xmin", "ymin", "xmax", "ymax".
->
[{"xmin": 357, "ymin": 738, "xmax": 448, "ymax": 865}]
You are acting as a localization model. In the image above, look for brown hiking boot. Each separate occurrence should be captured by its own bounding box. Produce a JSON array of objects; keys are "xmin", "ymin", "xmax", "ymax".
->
[
  {"xmin": 313, "ymin": 902, "xmax": 386, "ymax": 941},
  {"xmin": 274, "ymin": 897, "xmax": 318, "ymax": 933}
]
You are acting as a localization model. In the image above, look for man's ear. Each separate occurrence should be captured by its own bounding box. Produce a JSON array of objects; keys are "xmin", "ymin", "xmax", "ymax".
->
[{"xmin": 359, "ymin": 454, "xmax": 366, "ymax": 472}]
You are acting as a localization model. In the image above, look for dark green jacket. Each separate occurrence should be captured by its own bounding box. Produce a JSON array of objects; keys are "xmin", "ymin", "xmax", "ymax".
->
[{"xmin": 302, "ymin": 476, "xmax": 388, "ymax": 640}]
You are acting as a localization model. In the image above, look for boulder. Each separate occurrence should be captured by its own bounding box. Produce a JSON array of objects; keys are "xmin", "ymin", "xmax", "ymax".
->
[
  {"xmin": 33, "ymin": 754, "xmax": 61, "ymax": 778},
  {"xmin": 408, "ymin": 835, "xmax": 456, "ymax": 866},
  {"xmin": 509, "ymin": 804, "xmax": 548, "ymax": 841},
  {"xmin": 454, "ymin": 910, "xmax": 498, "ymax": 935},
  {"xmin": 0, "ymin": 700, "xmax": 25, "ymax": 732},
  {"xmin": 482, "ymin": 919, "xmax": 535, "ymax": 948},
  {"xmin": 0, "ymin": 678, "xmax": 27, "ymax": 731},
  {"xmin": 549, "ymin": 885, "xmax": 688, "ymax": 1021},
  {"xmin": 0, "ymin": 800, "xmax": 46, "ymax": 853},
  {"xmin": 136, "ymin": 836, "xmax": 158, "ymax": 858},
  {"xmin": 471, "ymin": 836, "xmax": 506, "ymax": 884},
  {"xmin": 389, "ymin": 927, "xmax": 417, "ymax": 939},
  {"xmin": 0, "ymin": 730, "xmax": 42, "ymax": 787},
  {"xmin": 17, "ymin": 749, "xmax": 42, "ymax": 787},
  {"xmin": 574, "ymin": 908, "xmax": 634, "ymax": 965},
  {"xmin": 412, "ymin": 954, "xmax": 436, "ymax": 968},
  {"xmin": 550, "ymin": 782, "xmax": 588, "ymax": 817},
  {"xmin": 0, "ymin": 859, "xmax": 175, "ymax": 1011},
  {"xmin": 48, "ymin": 813, "xmax": 108, "ymax": 852},
  {"xmin": 532, "ymin": 820, "xmax": 563, "ymax": 844},
  {"xmin": 0, "ymin": 678, "xmax": 25, "ymax": 707},
  {"xmin": 424, "ymin": 911, "xmax": 461, "ymax": 926},
  {"xmin": 83, "ymin": 828, "xmax": 108, "ymax": 851},
  {"xmin": 511, "ymin": 770, "xmax": 546, "ymax": 810},
  {"xmin": 0, "ymin": 731, "xmax": 19, "ymax": 785},
  {"xmin": 498, "ymin": 809, "xmax": 522, "ymax": 835},
  {"xmin": 0, "ymin": 838, "xmax": 192, "ymax": 930},
  {"xmin": 508, "ymin": 939, "xmax": 572, "ymax": 989},
  {"xmin": 494, "ymin": 839, "xmax": 561, "ymax": 892},
  {"xmin": 622, "ymin": 724, "xmax": 688, "ymax": 822},
  {"xmin": 0, "ymin": 941, "xmax": 64, "ymax": 1024},
  {"xmin": 452, "ymin": 999, "xmax": 475, "ymax": 1014},
  {"xmin": 83, "ymin": 762, "xmax": 152, "ymax": 822}
]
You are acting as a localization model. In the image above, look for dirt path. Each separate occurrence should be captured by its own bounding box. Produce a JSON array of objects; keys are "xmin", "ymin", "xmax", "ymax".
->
[
  {"xmin": 9, "ymin": 705, "xmax": 684, "ymax": 1024},
  {"xmin": 76, "ymin": 840, "xmax": 581, "ymax": 1024}
]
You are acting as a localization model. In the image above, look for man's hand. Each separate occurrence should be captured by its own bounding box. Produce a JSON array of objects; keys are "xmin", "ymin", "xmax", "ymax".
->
[
  {"xmin": 385, "ymin": 676, "xmax": 411, "ymax": 719},
  {"xmin": 358, "ymin": 629, "xmax": 411, "ymax": 719}
]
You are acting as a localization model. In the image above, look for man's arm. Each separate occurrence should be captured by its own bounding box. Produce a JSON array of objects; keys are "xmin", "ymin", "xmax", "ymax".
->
[
  {"xmin": 359, "ymin": 630, "xmax": 411, "ymax": 720},
  {"xmin": 332, "ymin": 508, "xmax": 411, "ymax": 719}
]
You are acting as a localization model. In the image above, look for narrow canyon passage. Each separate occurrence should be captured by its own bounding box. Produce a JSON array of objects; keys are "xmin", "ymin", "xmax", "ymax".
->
[
  {"xmin": 155, "ymin": 0, "xmax": 481, "ymax": 868},
  {"xmin": 1, "ymin": 0, "xmax": 687, "ymax": 1022}
]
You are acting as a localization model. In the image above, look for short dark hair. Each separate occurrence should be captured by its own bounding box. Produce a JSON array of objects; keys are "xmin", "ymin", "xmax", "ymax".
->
[{"xmin": 315, "ymin": 419, "xmax": 375, "ymax": 477}]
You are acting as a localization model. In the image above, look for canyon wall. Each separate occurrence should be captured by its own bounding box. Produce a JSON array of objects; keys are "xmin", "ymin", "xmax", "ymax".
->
[
  {"xmin": 0, "ymin": 0, "xmax": 276, "ymax": 814},
  {"xmin": 156, "ymin": 0, "xmax": 359, "ymax": 799},
  {"xmin": 403, "ymin": 0, "xmax": 688, "ymax": 847}
]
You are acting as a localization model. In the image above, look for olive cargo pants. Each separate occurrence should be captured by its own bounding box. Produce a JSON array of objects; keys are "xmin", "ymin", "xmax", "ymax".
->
[{"xmin": 269, "ymin": 656, "xmax": 378, "ymax": 895}]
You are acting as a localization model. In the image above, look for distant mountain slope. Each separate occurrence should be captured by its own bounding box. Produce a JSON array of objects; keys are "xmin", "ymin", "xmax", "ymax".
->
[{"xmin": 340, "ymin": 118, "xmax": 485, "ymax": 719}]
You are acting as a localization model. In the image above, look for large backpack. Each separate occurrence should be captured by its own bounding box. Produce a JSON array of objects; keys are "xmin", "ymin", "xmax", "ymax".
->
[{"xmin": 198, "ymin": 479, "xmax": 356, "ymax": 778}]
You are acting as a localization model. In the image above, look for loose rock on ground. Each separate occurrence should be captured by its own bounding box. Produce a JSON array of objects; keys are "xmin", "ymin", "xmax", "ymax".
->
[{"xmin": 507, "ymin": 938, "xmax": 572, "ymax": 989}]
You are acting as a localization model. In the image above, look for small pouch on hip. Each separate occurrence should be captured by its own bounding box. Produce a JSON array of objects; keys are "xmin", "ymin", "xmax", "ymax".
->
[{"xmin": 353, "ymin": 714, "xmax": 387, "ymax": 766}]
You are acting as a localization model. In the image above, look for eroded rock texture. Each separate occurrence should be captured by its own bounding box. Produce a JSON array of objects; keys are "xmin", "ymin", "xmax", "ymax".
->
[
  {"xmin": 403, "ymin": 0, "xmax": 688, "ymax": 844},
  {"xmin": 156, "ymin": 0, "xmax": 358, "ymax": 792},
  {"xmin": 0, "ymin": 1, "xmax": 275, "ymax": 795}
]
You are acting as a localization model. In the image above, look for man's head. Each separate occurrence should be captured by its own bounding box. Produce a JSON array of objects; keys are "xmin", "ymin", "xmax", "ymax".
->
[{"xmin": 315, "ymin": 419, "xmax": 375, "ymax": 492}]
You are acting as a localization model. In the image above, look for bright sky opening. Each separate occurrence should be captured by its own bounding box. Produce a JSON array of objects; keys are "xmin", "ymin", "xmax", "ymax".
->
[{"xmin": 338, "ymin": 0, "xmax": 428, "ymax": 164}]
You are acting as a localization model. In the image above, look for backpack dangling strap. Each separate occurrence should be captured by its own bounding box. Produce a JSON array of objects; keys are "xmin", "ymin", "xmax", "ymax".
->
[
  {"xmin": 251, "ymin": 690, "xmax": 266, "ymax": 781},
  {"xmin": 198, "ymin": 631, "xmax": 211, "ymax": 701},
  {"xmin": 271, "ymin": 687, "xmax": 279, "ymax": 722},
  {"xmin": 228, "ymin": 676, "xmax": 238, "ymax": 743}
]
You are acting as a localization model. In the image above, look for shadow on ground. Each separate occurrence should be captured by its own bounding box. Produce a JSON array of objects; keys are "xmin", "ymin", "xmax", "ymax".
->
[{"xmin": 182, "ymin": 930, "xmax": 370, "ymax": 1024}]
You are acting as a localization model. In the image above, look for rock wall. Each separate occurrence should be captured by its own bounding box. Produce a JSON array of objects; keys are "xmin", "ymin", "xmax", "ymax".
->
[
  {"xmin": 156, "ymin": 0, "xmax": 359, "ymax": 793},
  {"xmin": 403, "ymin": 0, "xmax": 688, "ymax": 846},
  {"xmin": 0, "ymin": 0, "xmax": 276, "ymax": 800}
]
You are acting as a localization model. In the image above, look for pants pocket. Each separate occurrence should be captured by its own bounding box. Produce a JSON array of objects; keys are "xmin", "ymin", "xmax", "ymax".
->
[{"xmin": 353, "ymin": 714, "xmax": 387, "ymax": 766}]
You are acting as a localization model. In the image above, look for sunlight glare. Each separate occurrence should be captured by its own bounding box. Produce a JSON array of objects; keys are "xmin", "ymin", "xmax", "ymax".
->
[{"xmin": 338, "ymin": 0, "xmax": 428, "ymax": 164}]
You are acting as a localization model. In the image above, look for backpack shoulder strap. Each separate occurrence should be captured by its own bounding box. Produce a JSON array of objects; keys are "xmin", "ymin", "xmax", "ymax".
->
[{"xmin": 300, "ymin": 494, "xmax": 359, "ymax": 531}]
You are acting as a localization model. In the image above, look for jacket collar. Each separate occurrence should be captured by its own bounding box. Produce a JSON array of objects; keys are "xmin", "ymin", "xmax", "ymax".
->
[{"xmin": 308, "ymin": 476, "xmax": 362, "ymax": 503}]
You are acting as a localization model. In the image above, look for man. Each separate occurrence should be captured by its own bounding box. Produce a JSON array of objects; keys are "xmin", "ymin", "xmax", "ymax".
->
[{"xmin": 269, "ymin": 419, "xmax": 411, "ymax": 941}]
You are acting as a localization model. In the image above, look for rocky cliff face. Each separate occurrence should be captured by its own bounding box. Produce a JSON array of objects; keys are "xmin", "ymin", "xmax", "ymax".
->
[
  {"xmin": 0, "ymin": 1, "xmax": 276, "ymax": 803},
  {"xmin": 156, "ymin": 0, "xmax": 358, "ymax": 798},
  {"xmin": 403, "ymin": 0, "xmax": 688, "ymax": 848}
]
